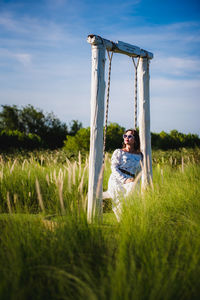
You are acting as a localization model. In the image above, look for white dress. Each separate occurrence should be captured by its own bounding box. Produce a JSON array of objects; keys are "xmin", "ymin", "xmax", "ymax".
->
[{"xmin": 107, "ymin": 149, "xmax": 142, "ymax": 220}]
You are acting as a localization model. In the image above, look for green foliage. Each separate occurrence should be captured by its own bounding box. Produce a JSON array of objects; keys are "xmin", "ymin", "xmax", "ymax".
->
[
  {"xmin": 151, "ymin": 130, "xmax": 200, "ymax": 150},
  {"xmin": 64, "ymin": 125, "xmax": 200, "ymax": 157},
  {"xmin": 1, "ymin": 105, "xmax": 200, "ymax": 152},
  {"xmin": 63, "ymin": 123, "xmax": 125, "ymax": 157},
  {"xmin": 69, "ymin": 120, "xmax": 83, "ymax": 136},
  {"xmin": 111, "ymin": 164, "xmax": 200, "ymax": 300},
  {"xmin": 0, "ymin": 105, "xmax": 68, "ymax": 149},
  {"xmin": 0, "ymin": 105, "xmax": 20, "ymax": 131},
  {"xmin": 0, "ymin": 152, "xmax": 200, "ymax": 299},
  {"xmin": 0, "ymin": 215, "xmax": 110, "ymax": 300},
  {"xmin": 64, "ymin": 127, "xmax": 90, "ymax": 157},
  {"xmin": 0, "ymin": 150, "xmax": 89, "ymax": 215},
  {"xmin": 0, "ymin": 129, "xmax": 42, "ymax": 150},
  {"xmin": 105, "ymin": 122, "xmax": 125, "ymax": 151},
  {"xmin": 152, "ymin": 147, "xmax": 200, "ymax": 166}
]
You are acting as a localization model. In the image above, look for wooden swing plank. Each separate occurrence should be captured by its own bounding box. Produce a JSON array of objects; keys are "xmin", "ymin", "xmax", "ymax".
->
[{"xmin": 87, "ymin": 34, "xmax": 153, "ymax": 59}]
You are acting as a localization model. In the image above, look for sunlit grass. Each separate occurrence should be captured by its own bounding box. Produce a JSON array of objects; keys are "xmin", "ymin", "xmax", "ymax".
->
[
  {"xmin": 0, "ymin": 151, "xmax": 89, "ymax": 215},
  {"xmin": 0, "ymin": 149, "xmax": 200, "ymax": 299}
]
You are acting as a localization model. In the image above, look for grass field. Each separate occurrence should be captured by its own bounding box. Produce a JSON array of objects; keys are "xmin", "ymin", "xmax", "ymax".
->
[{"xmin": 0, "ymin": 148, "xmax": 200, "ymax": 299}]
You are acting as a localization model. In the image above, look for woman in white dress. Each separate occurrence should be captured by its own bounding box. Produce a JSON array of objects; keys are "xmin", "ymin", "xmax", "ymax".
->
[{"xmin": 107, "ymin": 129, "xmax": 143, "ymax": 221}]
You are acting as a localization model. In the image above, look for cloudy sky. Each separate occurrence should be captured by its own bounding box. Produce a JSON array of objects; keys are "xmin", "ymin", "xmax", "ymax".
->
[{"xmin": 0, "ymin": 0, "xmax": 200, "ymax": 135}]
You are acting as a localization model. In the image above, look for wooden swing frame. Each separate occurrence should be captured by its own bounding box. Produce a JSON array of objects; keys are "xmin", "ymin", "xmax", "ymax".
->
[{"xmin": 87, "ymin": 34, "xmax": 153, "ymax": 222}]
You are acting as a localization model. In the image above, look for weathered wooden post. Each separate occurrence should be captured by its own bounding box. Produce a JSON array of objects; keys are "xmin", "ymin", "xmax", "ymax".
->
[
  {"xmin": 138, "ymin": 57, "xmax": 153, "ymax": 189},
  {"xmin": 87, "ymin": 36, "xmax": 106, "ymax": 222}
]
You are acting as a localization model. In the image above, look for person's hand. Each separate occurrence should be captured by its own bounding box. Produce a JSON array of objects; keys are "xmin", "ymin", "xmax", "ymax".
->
[{"xmin": 125, "ymin": 178, "xmax": 134, "ymax": 184}]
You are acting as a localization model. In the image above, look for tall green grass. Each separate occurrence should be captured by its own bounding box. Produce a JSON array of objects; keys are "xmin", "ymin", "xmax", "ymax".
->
[
  {"xmin": 0, "ymin": 151, "xmax": 89, "ymax": 215},
  {"xmin": 1, "ymin": 148, "xmax": 199, "ymax": 215},
  {"xmin": 0, "ymin": 149, "xmax": 200, "ymax": 299},
  {"xmin": 111, "ymin": 164, "xmax": 200, "ymax": 299}
]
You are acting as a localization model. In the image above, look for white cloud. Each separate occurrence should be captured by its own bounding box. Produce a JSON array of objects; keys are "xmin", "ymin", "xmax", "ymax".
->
[
  {"xmin": 117, "ymin": 21, "xmax": 200, "ymax": 56},
  {"xmin": 0, "ymin": 48, "xmax": 32, "ymax": 67},
  {"xmin": 153, "ymin": 56, "xmax": 200, "ymax": 76},
  {"xmin": 13, "ymin": 53, "xmax": 32, "ymax": 66},
  {"xmin": 0, "ymin": 13, "xmax": 24, "ymax": 32},
  {"xmin": 151, "ymin": 77, "xmax": 200, "ymax": 97}
]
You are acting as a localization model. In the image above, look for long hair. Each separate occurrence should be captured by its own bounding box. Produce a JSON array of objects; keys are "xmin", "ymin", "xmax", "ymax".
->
[{"xmin": 122, "ymin": 129, "xmax": 141, "ymax": 153}]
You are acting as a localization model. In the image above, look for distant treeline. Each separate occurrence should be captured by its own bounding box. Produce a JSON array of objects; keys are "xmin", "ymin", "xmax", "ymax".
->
[
  {"xmin": 0, "ymin": 105, "xmax": 199, "ymax": 152},
  {"xmin": 0, "ymin": 105, "xmax": 81, "ymax": 150}
]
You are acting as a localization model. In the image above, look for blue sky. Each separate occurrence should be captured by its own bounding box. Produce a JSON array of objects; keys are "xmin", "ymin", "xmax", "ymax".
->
[{"xmin": 0, "ymin": 0, "xmax": 200, "ymax": 135}]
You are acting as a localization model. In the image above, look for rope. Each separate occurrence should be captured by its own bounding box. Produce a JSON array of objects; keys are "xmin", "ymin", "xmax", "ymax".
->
[
  {"xmin": 132, "ymin": 57, "xmax": 140, "ymax": 129},
  {"xmin": 103, "ymin": 50, "xmax": 113, "ymax": 164},
  {"xmin": 102, "ymin": 53, "xmax": 139, "ymax": 164}
]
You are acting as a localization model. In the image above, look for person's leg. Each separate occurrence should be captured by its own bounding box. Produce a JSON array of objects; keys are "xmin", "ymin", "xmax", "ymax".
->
[
  {"xmin": 112, "ymin": 201, "xmax": 122, "ymax": 222},
  {"xmin": 107, "ymin": 176, "xmax": 125, "ymax": 221},
  {"xmin": 113, "ymin": 181, "xmax": 141, "ymax": 221},
  {"xmin": 124, "ymin": 181, "xmax": 135, "ymax": 196}
]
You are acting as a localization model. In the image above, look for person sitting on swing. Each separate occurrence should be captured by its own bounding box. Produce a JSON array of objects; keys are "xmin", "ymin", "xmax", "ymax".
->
[{"xmin": 107, "ymin": 129, "xmax": 143, "ymax": 221}]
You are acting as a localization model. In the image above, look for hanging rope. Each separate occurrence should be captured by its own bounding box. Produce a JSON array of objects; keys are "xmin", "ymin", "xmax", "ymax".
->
[
  {"xmin": 132, "ymin": 57, "xmax": 140, "ymax": 129},
  {"xmin": 102, "ymin": 50, "xmax": 113, "ymax": 164},
  {"xmin": 102, "ymin": 53, "xmax": 139, "ymax": 164}
]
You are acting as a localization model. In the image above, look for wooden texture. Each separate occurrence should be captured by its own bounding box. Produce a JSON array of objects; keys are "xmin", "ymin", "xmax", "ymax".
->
[
  {"xmin": 87, "ymin": 34, "xmax": 153, "ymax": 59},
  {"xmin": 87, "ymin": 35, "xmax": 153, "ymax": 222},
  {"xmin": 138, "ymin": 58, "xmax": 153, "ymax": 189},
  {"xmin": 87, "ymin": 42, "xmax": 106, "ymax": 222}
]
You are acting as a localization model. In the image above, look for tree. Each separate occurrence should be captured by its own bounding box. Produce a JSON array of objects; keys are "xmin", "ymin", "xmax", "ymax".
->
[
  {"xmin": 0, "ymin": 105, "xmax": 21, "ymax": 131},
  {"xmin": 69, "ymin": 120, "xmax": 82, "ymax": 136},
  {"xmin": 63, "ymin": 123, "xmax": 125, "ymax": 156},
  {"xmin": 0, "ymin": 130, "xmax": 42, "ymax": 150},
  {"xmin": 42, "ymin": 111, "xmax": 68, "ymax": 148},
  {"xmin": 64, "ymin": 127, "xmax": 90, "ymax": 157},
  {"xmin": 0, "ymin": 105, "xmax": 68, "ymax": 149},
  {"xmin": 20, "ymin": 105, "xmax": 46, "ymax": 135},
  {"xmin": 105, "ymin": 123, "xmax": 125, "ymax": 151}
]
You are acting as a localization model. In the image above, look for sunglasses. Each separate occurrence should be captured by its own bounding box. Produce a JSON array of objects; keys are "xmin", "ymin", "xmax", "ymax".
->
[{"xmin": 123, "ymin": 134, "xmax": 134, "ymax": 139}]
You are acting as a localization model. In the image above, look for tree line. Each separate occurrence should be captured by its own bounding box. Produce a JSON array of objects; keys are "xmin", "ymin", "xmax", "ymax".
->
[
  {"xmin": 0, "ymin": 105, "xmax": 199, "ymax": 152},
  {"xmin": 0, "ymin": 105, "xmax": 81, "ymax": 150}
]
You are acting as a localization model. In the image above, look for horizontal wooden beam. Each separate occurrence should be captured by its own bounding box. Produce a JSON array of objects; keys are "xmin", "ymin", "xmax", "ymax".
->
[{"xmin": 87, "ymin": 34, "xmax": 153, "ymax": 59}]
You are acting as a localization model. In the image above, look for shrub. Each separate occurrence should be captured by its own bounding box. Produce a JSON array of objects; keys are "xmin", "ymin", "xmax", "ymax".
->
[
  {"xmin": 0, "ymin": 130, "xmax": 42, "ymax": 150},
  {"xmin": 64, "ymin": 127, "xmax": 90, "ymax": 157},
  {"xmin": 151, "ymin": 130, "xmax": 200, "ymax": 150}
]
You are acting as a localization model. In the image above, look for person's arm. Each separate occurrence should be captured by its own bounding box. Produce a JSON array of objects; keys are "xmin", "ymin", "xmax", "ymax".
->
[{"xmin": 110, "ymin": 149, "xmax": 128, "ymax": 183}]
